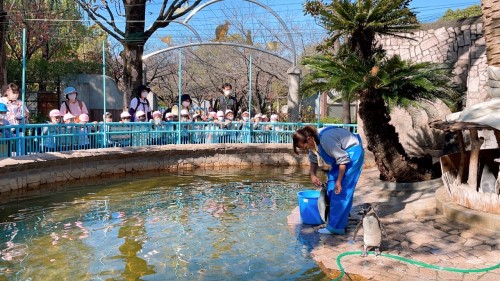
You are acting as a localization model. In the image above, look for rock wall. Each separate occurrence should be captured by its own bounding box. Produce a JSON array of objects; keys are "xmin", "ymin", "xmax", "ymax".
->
[
  {"xmin": 378, "ymin": 16, "xmax": 487, "ymax": 106},
  {"xmin": 0, "ymin": 144, "xmax": 309, "ymax": 193},
  {"xmin": 373, "ymin": 17, "xmax": 497, "ymax": 152}
]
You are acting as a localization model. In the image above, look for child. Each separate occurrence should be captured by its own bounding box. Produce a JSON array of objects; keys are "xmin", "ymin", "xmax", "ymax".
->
[
  {"xmin": 0, "ymin": 103, "xmax": 11, "ymax": 157},
  {"xmin": 78, "ymin": 113, "xmax": 91, "ymax": 150},
  {"xmin": 41, "ymin": 109, "xmax": 63, "ymax": 152}
]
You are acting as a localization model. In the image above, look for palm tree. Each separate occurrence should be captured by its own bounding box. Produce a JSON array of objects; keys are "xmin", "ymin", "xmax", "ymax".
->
[
  {"xmin": 481, "ymin": 0, "xmax": 500, "ymax": 66},
  {"xmin": 303, "ymin": 0, "xmax": 459, "ymax": 182}
]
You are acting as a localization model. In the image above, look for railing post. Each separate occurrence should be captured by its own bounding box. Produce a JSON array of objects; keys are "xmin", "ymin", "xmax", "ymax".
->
[
  {"xmin": 102, "ymin": 41, "xmax": 107, "ymax": 148},
  {"xmin": 177, "ymin": 49, "xmax": 182, "ymax": 145},
  {"xmin": 247, "ymin": 55, "xmax": 252, "ymax": 143},
  {"xmin": 18, "ymin": 28, "xmax": 27, "ymax": 156}
]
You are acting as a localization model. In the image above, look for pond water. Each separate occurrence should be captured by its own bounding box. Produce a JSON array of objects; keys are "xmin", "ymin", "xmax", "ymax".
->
[{"xmin": 0, "ymin": 167, "xmax": 328, "ymax": 281}]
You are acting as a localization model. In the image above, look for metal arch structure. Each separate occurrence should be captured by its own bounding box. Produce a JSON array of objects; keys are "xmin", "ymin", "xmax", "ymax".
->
[
  {"xmin": 142, "ymin": 0, "xmax": 297, "ymax": 66},
  {"xmin": 164, "ymin": 20, "xmax": 203, "ymax": 43},
  {"xmin": 142, "ymin": 42, "xmax": 292, "ymax": 64}
]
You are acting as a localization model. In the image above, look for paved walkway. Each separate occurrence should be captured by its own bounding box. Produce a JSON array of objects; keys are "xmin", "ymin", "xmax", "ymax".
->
[{"xmin": 287, "ymin": 168, "xmax": 500, "ymax": 280}]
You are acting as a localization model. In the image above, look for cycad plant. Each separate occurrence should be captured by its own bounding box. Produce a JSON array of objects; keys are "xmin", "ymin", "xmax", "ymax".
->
[{"xmin": 303, "ymin": 0, "xmax": 461, "ymax": 182}]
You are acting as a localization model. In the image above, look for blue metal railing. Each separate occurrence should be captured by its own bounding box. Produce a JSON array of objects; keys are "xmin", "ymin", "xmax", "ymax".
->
[{"xmin": 0, "ymin": 122, "xmax": 358, "ymax": 158}]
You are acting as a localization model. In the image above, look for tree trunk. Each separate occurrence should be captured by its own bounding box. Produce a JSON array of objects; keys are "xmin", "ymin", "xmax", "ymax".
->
[
  {"xmin": 358, "ymin": 91, "xmax": 430, "ymax": 182},
  {"xmin": 0, "ymin": 0, "xmax": 7, "ymax": 88},
  {"xmin": 481, "ymin": 0, "xmax": 500, "ymax": 66},
  {"xmin": 121, "ymin": 0, "xmax": 147, "ymax": 110},
  {"xmin": 342, "ymin": 99, "xmax": 351, "ymax": 124},
  {"xmin": 121, "ymin": 43, "xmax": 144, "ymax": 109}
]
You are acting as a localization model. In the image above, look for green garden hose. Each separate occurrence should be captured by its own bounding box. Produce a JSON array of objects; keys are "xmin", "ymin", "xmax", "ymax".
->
[{"xmin": 332, "ymin": 251, "xmax": 500, "ymax": 281}]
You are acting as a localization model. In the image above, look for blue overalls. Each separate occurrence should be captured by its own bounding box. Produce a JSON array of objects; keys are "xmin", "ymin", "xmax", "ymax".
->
[{"xmin": 317, "ymin": 127, "xmax": 364, "ymax": 234}]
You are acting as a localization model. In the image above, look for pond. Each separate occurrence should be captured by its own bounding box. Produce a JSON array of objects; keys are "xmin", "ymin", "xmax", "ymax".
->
[{"xmin": 0, "ymin": 167, "xmax": 328, "ymax": 281}]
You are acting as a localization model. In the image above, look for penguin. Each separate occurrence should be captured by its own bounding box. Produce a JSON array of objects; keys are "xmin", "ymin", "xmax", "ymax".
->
[
  {"xmin": 352, "ymin": 203, "xmax": 386, "ymax": 257},
  {"xmin": 317, "ymin": 183, "xmax": 330, "ymax": 223}
]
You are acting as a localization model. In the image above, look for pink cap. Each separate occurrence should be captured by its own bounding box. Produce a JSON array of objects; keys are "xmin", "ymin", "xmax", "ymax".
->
[
  {"xmin": 49, "ymin": 109, "xmax": 63, "ymax": 117},
  {"xmin": 79, "ymin": 113, "xmax": 89, "ymax": 122},
  {"xmin": 63, "ymin": 113, "xmax": 75, "ymax": 121}
]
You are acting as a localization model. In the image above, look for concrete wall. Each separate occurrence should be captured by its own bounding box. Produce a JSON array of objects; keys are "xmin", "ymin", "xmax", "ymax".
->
[
  {"xmin": 63, "ymin": 74, "xmax": 124, "ymax": 111},
  {"xmin": 0, "ymin": 144, "xmax": 309, "ymax": 193}
]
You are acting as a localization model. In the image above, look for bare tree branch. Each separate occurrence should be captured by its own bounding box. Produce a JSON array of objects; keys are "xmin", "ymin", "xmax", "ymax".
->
[{"xmin": 75, "ymin": 1, "xmax": 125, "ymax": 42}]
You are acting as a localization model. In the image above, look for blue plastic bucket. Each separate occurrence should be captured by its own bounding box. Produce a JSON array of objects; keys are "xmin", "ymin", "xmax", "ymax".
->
[{"xmin": 297, "ymin": 190, "xmax": 323, "ymax": 225}]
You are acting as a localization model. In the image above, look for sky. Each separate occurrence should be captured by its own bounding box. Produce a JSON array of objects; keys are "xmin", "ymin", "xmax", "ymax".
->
[
  {"xmin": 142, "ymin": 0, "xmax": 481, "ymax": 56},
  {"xmin": 409, "ymin": 0, "xmax": 481, "ymax": 22}
]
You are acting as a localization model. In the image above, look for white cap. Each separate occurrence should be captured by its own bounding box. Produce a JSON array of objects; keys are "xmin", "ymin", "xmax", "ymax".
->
[
  {"xmin": 270, "ymin": 114, "xmax": 278, "ymax": 120},
  {"xmin": 225, "ymin": 109, "xmax": 233, "ymax": 115},
  {"xmin": 79, "ymin": 113, "xmax": 89, "ymax": 122},
  {"xmin": 63, "ymin": 113, "xmax": 75, "ymax": 121},
  {"xmin": 136, "ymin": 110, "xmax": 146, "ymax": 117},
  {"xmin": 209, "ymin": 111, "xmax": 217, "ymax": 117},
  {"xmin": 165, "ymin": 113, "xmax": 174, "ymax": 118},
  {"xmin": 254, "ymin": 113, "xmax": 262, "ymax": 118},
  {"xmin": 180, "ymin": 109, "xmax": 189, "ymax": 116},
  {"xmin": 241, "ymin": 111, "xmax": 249, "ymax": 116},
  {"xmin": 49, "ymin": 109, "xmax": 62, "ymax": 117},
  {"xmin": 152, "ymin": 110, "xmax": 162, "ymax": 117},
  {"xmin": 193, "ymin": 113, "xmax": 200, "ymax": 118},
  {"xmin": 120, "ymin": 111, "xmax": 131, "ymax": 118},
  {"xmin": 216, "ymin": 111, "xmax": 224, "ymax": 117},
  {"xmin": 262, "ymin": 115, "xmax": 268, "ymax": 119}
]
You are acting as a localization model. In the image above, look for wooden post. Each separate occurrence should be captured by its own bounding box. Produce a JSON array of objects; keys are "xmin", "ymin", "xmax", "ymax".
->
[
  {"xmin": 494, "ymin": 129, "xmax": 500, "ymax": 193},
  {"xmin": 467, "ymin": 129, "xmax": 483, "ymax": 190},
  {"xmin": 455, "ymin": 130, "xmax": 467, "ymax": 186},
  {"xmin": 494, "ymin": 130, "xmax": 500, "ymax": 152}
]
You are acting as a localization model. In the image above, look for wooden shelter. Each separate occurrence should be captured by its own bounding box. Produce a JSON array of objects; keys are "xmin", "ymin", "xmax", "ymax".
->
[{"xmin": 430, "ymin": 121, "xmax": 500, "ymax": 214}]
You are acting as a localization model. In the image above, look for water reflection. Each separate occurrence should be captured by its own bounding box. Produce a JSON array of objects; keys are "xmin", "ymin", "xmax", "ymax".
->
[
  {"xmin": 116, "ymin": 217, "xmax": 156, "ymax": 280},
  {"xmin": 0, "ymin": 166, "xmax": 328, "ymax": 280}
]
